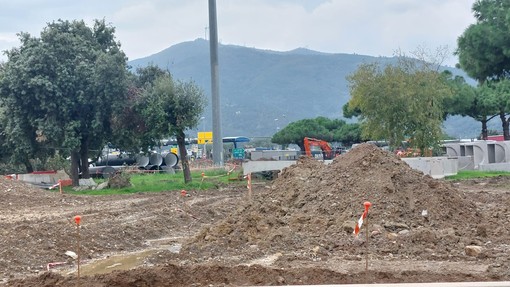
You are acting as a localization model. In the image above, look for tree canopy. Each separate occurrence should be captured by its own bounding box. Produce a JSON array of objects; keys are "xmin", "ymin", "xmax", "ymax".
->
[
  {"xmin": 138, "ymin": 69, "xmax": 207, "ymax": 183},
  {"xmin": 457, "ymin": 0, "xmax": 510, "ymax": 82},
  {"xmin": 443, "ymin": 71, "xmax": 498, "ymax": 139},
  {"xmin": 0, "ymin": 19, "xmax": 129, "ymax": 184},
  {"xmin": 345, "ymin": 55, "xmax": 452, "ymax": 153},
  {"xmin": 271, "ymin": 116, "xmax": 361, "ymax": 150},
  {"xmin": 456, "ymin": 0, "xmax": 510, "ymax": 139}
]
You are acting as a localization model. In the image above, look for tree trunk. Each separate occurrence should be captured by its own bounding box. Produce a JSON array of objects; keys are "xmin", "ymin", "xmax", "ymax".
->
[
  {"xmin": 177, "ymin": 131, "xmax": 192, "ymax": 183},
  {"xmin": 80, "ymin": 139, "xmax": 90, "ymax": 179},
  {"xmin": 70, "ymin": 150, "xmax": 80, "ymax": 187},
  {"xmin": 480, "ymin": 116, "xmax": 488, "ymax": 140},
  {"xmin": 297, "ymin": 142, "xmax": 305, "ymax": 156},
  {"xmin": 23, "ymin": 157, "xmax": 34, "ymax": 173},
  {"xmin": 502, "ymin": 112, "xmax": 510, "ymax": 140}
]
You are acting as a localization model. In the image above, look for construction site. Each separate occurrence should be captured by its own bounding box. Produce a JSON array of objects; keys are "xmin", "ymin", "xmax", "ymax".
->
[{"xmin": 1, "ymin": 143, "xmax": 510, "ymax": 286}]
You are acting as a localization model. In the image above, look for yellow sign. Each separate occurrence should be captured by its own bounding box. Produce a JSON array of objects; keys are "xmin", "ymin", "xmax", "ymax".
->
[
  {"xmin": 198, "ymin": 131, "xmax": 212, "ymax": 144},
  {"xmin": 170, "ymin": 148, "xmax": 178, "ymax": 154},
  {"xmin": 198, "ymin": 132, "xmax": 213, "ymax": 140},
  {"xmin": 197, "ymin": 138, "xmax": 212, "ymax": 144}
]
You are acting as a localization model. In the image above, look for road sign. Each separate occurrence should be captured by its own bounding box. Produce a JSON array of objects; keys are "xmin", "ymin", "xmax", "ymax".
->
[
  {"xmin": 198, "ymin": 138, "xmax": 212, "ymax": 144},
  {"xmin": 198, "ymin": 131, "xmax": 213, "ymax": 145},
  {"xmin": 233, "ymin": 148, "xmax": 245, "ymax": 159},
  {"xmin": 198, "ymin": 131, "xmax": 212, "ymax": 140}
]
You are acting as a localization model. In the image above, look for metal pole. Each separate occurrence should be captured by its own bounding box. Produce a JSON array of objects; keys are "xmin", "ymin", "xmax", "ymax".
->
[
  {"xmin": 208, "ymin": 0, "xmax": 223, "ymax": 166},
  {"xmin": 77, "ymin": 225, "xmax": 80, "ymax": 286},
  {"xmin": 365, "ymin": 215, "xmax": 369, "ymax": 272}
]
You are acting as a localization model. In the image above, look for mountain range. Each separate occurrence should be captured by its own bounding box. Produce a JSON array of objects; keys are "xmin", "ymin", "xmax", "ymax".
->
[{"xmin": 128, "ymin": 38, "xmax": 487, "ymax": 140}]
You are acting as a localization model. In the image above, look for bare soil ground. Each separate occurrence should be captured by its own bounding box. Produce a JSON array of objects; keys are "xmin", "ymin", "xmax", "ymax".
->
[{"xmin": 1, "ymin": 143, "xmax": 510, "ymax": 287}]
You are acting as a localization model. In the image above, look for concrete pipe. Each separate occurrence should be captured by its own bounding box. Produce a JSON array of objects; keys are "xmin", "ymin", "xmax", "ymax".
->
[
  {"xmin": 101, "ymin": 166, "xmax": 116, "ymax": 179},
  {"xmin": 161, "ymin": 165, "xmax": 176, "ymax": 174},
  {"xmin": 149, "ymin": 153, "xmax": 163, "ymax": 166},
  {"xmin": 163, "ymin": 152, "xmax": 179, "ymax": 167},
  {"xmin": 97, "ymin": 154, "xmax": 136, "ymax": 167},
  {"xmin": 135, "ymin": 154, "xmax": 150, "ymax": 167},
  {"xmin": 144, "ymin": 164, "xmax": 160, "ymax": 171}
]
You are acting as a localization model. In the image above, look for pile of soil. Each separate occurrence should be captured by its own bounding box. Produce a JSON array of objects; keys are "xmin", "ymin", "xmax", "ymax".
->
[
  {"xmin": 3, "ymin": 143, "xmax": 510, "ymax": 286},
  {"xmin": 182, "ymin": 143, "xmax": 487, "ymax": 263}
]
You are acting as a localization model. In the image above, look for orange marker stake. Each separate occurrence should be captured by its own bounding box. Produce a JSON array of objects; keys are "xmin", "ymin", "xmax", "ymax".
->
[
  {"xmin": 247, "ymin": 173, "xmax": 252, "ymax": 198},
  {"xmin": 73, "ymin": 215, "xmax": 81, "ymax": 286},
  {"xmin": 363, "ymin": 201, "xmax": 372, "ymax": 273},
  {"xmin": 74, "ymin": 215, "xmax": 81, "ymax": 225}
]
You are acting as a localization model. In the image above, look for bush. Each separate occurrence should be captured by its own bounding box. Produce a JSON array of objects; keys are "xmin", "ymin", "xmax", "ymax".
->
[{"xmin": 107, "ymin": 171, "xmax": 132, "ymax": 189}]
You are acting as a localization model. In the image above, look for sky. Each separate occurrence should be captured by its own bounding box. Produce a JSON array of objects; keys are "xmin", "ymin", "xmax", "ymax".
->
[{"xmin": 0, "ymin": 0, "xmax": 476, "ymax": 67}]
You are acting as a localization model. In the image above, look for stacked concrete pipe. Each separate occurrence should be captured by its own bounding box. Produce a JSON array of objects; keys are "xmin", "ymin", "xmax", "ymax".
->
[{"xmin": 90, "ymin": 152, "xmax": 179, "ymax": 176}]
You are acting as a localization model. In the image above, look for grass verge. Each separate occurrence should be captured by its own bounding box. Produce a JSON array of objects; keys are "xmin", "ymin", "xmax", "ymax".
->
[
  {"xmin": 64, "ymin": 169, "xmax": 247, "ymax": 195},
  {"xmin": 445, "ymin": 170, "xmax": 510, "ymax": 180}
]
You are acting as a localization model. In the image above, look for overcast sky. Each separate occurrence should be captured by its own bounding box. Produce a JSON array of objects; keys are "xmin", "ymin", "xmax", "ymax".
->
[{"xmin": 0, "ymin": 0, "xmax": 476, "ymax": 66}]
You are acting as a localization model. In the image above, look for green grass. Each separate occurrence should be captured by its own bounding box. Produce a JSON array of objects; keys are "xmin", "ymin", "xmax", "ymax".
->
[
  {"xmin": 445, "ymin": 170, "xmax": 510, "ymax": 180},
  {"xmin": 63, "ymin": 169, "xmax": 246, "ymax": 195}
]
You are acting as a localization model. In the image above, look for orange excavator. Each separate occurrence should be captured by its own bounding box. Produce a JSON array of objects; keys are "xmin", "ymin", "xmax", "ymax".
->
[{"xmin": 303, "ymin": 137, "xmax": 336, "ymax": 160}]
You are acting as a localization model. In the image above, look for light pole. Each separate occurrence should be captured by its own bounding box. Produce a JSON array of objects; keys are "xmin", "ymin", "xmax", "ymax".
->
[
  {"xmin": 200, "ymin": 117, "xmax": 206, "ymax": 132},
  {"xmin": 200, "ymin": 117, "xmax": 206, "ymax": 158},
  {"xmin": 209, "ymin": 0, "xmax": 223, "ymax": 166}
]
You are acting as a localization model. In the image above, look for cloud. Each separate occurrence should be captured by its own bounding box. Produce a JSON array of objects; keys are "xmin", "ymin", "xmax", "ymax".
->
[
  {"xmin": 213, "ymin": 0, "xmax": 474, "ymax": 66},
  {"xmin": 111, "ymin": 0, "xmax": 209, "ymax": 60},
  {"xmin": 0, "ymin": 0, "xmax": 475, "ymax": 66}
]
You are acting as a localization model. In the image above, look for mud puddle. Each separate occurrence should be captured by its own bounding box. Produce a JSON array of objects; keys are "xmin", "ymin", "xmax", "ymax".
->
[{"xmin": 65, "ymin": 237, "xmax": 183, "ymax": 276}]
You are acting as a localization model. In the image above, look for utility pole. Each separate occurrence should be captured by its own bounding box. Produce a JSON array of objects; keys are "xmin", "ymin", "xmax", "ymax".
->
[{"xmin": 208, "ymin": 0, "xmax": 223, "ymax": 166}]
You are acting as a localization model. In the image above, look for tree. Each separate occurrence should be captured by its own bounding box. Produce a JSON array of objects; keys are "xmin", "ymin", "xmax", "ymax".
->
[
  {"xmin": 443, "ymin": 72, "xmax": 498, "ymax": 140},
  {"xmin": 456, "ymin": 0, "xmax": 510, "ymax": 81},
  {"xmin": 488, "ymin": 78, "xmax": 510, "ymax": 139},
  {"xmin": 271, "ymin": 116, "xmax": 361, "ymax": 150},
  {"xmin": 456, "ymin": 0, "xmax": 510, "ymax": 139},
  {"xmin": 345, "ymin": 54, "xmax": 452, "ymax": 153},
  {"xmin": 110, "ymin": 66, "xmax": 169, "ymax": 154},
  {"xmin": 141, "ymin": 73, "xmax": 207, "ymax": 183},
  {"xmin": 0, "ymin": 19, "xmax": 128, "ymax": 185}
]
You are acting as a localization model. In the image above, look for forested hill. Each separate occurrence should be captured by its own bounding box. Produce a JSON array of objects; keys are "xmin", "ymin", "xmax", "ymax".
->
[{"xmin": 129, "ymin": 38, "xmax": 484, "ymax": 139}]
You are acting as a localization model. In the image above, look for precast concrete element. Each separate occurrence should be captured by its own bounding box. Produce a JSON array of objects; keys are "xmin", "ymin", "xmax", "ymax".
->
[
  {"xmin": 443, "ymin": 140, "xmax": 510, "ymax": 171},
  {"xmin": 160, "ymin": 166, "xmax": 176, "ymax": 174},
  {"xmin": 249, "ymin": 150, "xmax": 300, "ymax": 161},
  {"xmin": 135, "ymin": 155, "xmax": 150, "ymax": 167},
  {"xmin": 443, "ymin": 142, "xmax": 462, "ymax": 157},
  {"xmin": 479, "ymin": 162, "xmax": 510, "ymax": 172},
  {"xmin": 401, "ymin": 157, "xmax": 458, "ymax": 179},
  {"xmin": 243, "ymin": 160, "xmax": 297, "ymax": 175},
  {"xmin": 149, "ymin": 153, "xmax": 163, "ymax": 166},
  {"xmin": 457, "ymin": 156, "xmax": 475, "ymax": 171},
  {"xmin": 96, "ymin": 154, "xmax": 136, "ymax": 166},
  {"xmin": 16, "ymin": 171, "xmax": 69, "ymax": 185},
  {"xmin": 17, "ymin": 173, "xmax": 55, "ymax": 184},
  {"xmin": 163, "ymin": 152, "xmax": 179, "ymax": 167},
  {"xmin": 243, "ymin": 157, "xmax": 458, "ymax": 178},
  {"xmin": 460, "ymin": 141, "xmax": 489, "ymax": 169},
  {"xmin": 486, "ymin": 141, "xmax": 510, "ymax": 163}
]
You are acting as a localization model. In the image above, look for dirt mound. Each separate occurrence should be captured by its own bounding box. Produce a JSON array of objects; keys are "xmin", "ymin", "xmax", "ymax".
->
[
  {"xmin": 0, "ymin": 176, "xmax": 63, "ymax": 205},
  {"xmin": 183, "ymin": 143, "xmax": 482, "ymax": 263},
  {"xmin": 3, "ymin": 145, "xmax": 510, "ymax": 286},
  {"xmin": 3, "ymin": 262, "xmax": 494, "ymax": 287}
]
